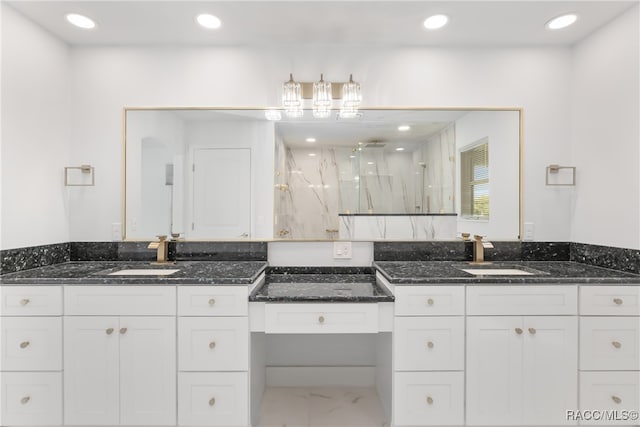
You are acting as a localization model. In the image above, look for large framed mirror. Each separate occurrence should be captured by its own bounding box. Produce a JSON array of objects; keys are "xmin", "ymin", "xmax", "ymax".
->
[{"xmin": 123, "ymin": 107, "xmax": 522, "ymax": 241}]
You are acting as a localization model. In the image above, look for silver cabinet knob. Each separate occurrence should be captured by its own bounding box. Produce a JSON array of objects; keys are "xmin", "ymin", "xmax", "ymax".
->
[
  {"xmin": 209, "ymin": 397, "xmax": 216, "ymax": 406},
  {"xmin": 106, "ymin": 328, "xmax": 114, "ymax": 335},
  {"xmin": 515, "ymin": 328, "xmax": 523, "ymax": 335},
  {"xmin": 20, "ymin": 396, "xmax": 30, "ymax": 405},
  {"xmin": 208, "ymin": 298, "xmax": 216, "ymax": 306},
  {"xmin": 612, "ymin": 395, "xmax": 622, "ymax": 404},
  {"xmin": 19, "ymin": 341, "xmax": 30, "ymax": 349},
  {"xmin": 120, "ymin": 327, "xmax": 128, "ymax": 334},
  {"xmin": 318, "ymin": 315, "xmax": 325, "ymax": 324},
  {"xmin": 528, "ymin": 328, "xmax": 537, "ymax": 335},
  {"xmin": 209, "ymin": 341, "xmax": 216, "ymax": 349},
  {"xmin": 612, "ymin": 341, "xmax": 622, "ymax": 349},
  {"xmin": 20, "ymin": 298, "xmax": 30, "ymax": 306},
  {"xmin": 426, "ymin": 396, "xmax": 434, "ymax": 405},
  {"xmin": 427, "ymin": 341, "xmax": 434, "ymax": 349},
  {"xmin": 613, "ymin": 298, "xmax": 623, "ymax": 305},
  {"xmin": 426, "ymin": 298, "xmax": 434, "ymax": 306}
]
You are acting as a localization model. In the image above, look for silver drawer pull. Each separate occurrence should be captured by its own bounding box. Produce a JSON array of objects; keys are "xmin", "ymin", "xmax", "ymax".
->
[
  {"xmin": 20, "ymin": 396, "xmax": 30, "ymax": 405},
  {"xmin": 209, "ymin": 397, "xmax": 216, "ymax": 406},
  {"xmin": 613, "ymin": 298, "xmax": 623, "ymax": 305},
  {"xmin": 318, "ymin": 315, "xmax": 325, "ymax": 324},
  {"xmin": 426, "ymin": 396, "xmax": 434, "ymax": 405},
  {"xmin": 612, "ymin": 395, "xmax": 622, "ymax": 404},
  {"xmin": 528, "ymin": 328, "xmax": 537, "ymax": 335},
  {"xmin": 612, "ymin": 341, "xmax": 622, "ymax": 349},
  {"xmin": 515, "ymin": 328, "xmax": 523, "ymax": 335},
  {"xmin": 20, "ymin": 299, "xmax": 30, "ymax": 306},
  {"xmin": 106, "ymin": 328, "xmax": 114, "ymax": 335},
  {"xmin": 208, "ymin": 298, "xmax": 216, "ymax": 306},
  {"xmin": 426, "ymin": 298, "xmax": 434, "ymax": 306},
  {"xmin": 427, "ymin": 341, "xmax": 435, "ymax": 349},
  {"xmin": 209, "ymin": 341, "xmax": 216, "ymax": 349},
  {"xmin": 19, "ymin": 341, "xmax": 30, "ymax": 349},
  {"xmin": 120, "ymin": 327, "xmax": 128, "ymax": 335}
]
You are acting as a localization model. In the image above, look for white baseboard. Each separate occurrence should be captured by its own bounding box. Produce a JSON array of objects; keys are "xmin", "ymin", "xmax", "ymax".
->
[{"xmin": 265, "ymin": 366, "xmax": 376, "ymax": 387}]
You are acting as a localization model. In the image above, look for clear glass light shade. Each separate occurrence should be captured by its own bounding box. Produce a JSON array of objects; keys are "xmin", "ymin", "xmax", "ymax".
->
[
  {"xmin": 312, "ymin": 74, "xmax": 332, "ymax": 118},
  {"xmin": 282, "ymin": 73, "xmax": 302, "ymax": 117},
  {"xmin": 342, "ymin": 75, "xmax": 362, "ymax": 113}
]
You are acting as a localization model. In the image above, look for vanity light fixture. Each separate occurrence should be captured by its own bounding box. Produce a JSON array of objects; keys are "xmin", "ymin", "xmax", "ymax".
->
[
  {"xmin": 398, "ymin": 125, "xmax": 411, "ymax": 131},
  {"xmin": 196, "ymin": 14, "xmax": 222, "ymax": 29},
  {"xmin": 264, "ymin": 110, "xmax": 282, "ymax": 121},
  {"xmin": 282, "ymin": 73, "xmax": 362, "ymax": 118},
  {"xmin": 423, "ymin": 14, "xmax": 449, "ymax": 30},
  {"xmin": 65, "ymin": 13, "xmax": 96, "ymax": 29},
  {"xmin": 546, "ymin": 14, "xmax": 577, "ymax": 30},
  {"xmin": 282, "ymin": 74, "xmax": 303, "ymax": 118},
  {"xmin": 312, "ymin": 74, "xmax": 332, "ymax": 118},
  {"xmin": 340, "ymin": 74, "xmax": 362, "ymax": 119}
]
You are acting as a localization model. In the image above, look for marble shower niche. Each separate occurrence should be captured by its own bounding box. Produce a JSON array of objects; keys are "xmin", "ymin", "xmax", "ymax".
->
[{"xmin": 273, "ymin": 109, "xmax": 520, "ymax": 240}]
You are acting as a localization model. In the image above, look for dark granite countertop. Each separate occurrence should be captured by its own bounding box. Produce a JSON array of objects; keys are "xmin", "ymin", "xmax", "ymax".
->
[
  {"xmin": 0, "ymin": 261, "xmax": 267, "ymax": 285},
  {"xmin": 374, "ymin": 261, "xmax": 640, "ymax": 285},
  {"xmin": 250, "ymin": 267, "xmax": 395, "ymax": 302}
]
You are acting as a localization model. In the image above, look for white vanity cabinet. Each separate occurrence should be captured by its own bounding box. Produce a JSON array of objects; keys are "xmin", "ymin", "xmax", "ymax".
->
[
  {"xmin": 0, "ymin": 286, "xmax": 63, "ymax": 427},
  {"xmin": 393, "ymin": 286, "xmax": 465, "ymax": 426},
  {"xmin": 465, "ymin": 286, "xmax": 578, "ymax": 426},
  {"xmin": 63, "ymin": 286, "xmax": 176, "ymax": 426},
  {"xmin": 177, "ymin": 286, "xmax": 249, "ymax": 427},
  {"xmin": 579, "ymin": 285, "xmax": 640, "ymax": 425}
]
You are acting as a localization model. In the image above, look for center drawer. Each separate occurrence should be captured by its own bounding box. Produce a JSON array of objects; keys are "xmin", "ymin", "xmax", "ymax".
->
[{"xmin": 264, "ymin": 303, "xmax": 379, "ymax": 334}]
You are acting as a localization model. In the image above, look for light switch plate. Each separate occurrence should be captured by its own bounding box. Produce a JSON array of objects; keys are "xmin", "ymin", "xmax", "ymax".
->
[
  {"xmin": 333, "ymin": 241, "xmax": 352, "ymax": 259},
  {"xmin": 111, "ymin": 223, "xmax": 122, "ymax": 241}
]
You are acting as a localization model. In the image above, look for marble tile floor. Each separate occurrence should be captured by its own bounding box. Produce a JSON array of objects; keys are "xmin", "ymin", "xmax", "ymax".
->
[{"xmin": 258, "ymin": 386, "xmax": 389, "ymax": 427}]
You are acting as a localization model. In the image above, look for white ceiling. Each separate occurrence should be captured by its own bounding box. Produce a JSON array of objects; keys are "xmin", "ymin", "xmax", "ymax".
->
[{"xmin": 6, "ymin": 1, "xmax": 637, "ymax": 47}]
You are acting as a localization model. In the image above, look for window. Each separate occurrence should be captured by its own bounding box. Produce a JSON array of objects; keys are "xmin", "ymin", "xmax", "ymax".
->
[{"xmin": 460, "ymin": 139, "xmax": 489, "ymax": 219}]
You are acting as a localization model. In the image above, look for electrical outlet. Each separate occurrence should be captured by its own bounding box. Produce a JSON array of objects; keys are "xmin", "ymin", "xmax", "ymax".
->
[
  {"xmin": 111, "ymin": 223, "xmax": 122, "ymax": 241},
  {"xmin": 523, "ymin": 222, "xmax": 534, "ymax": 241},
  {"xmin": 333, "ymin": 241, "xmax": 352, "ymax": 259}
]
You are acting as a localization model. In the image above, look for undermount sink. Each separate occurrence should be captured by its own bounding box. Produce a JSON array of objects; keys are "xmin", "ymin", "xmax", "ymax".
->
[
  {"xmin": 107, "ymin": 269, "xmax": 180, "ymax": 276},
  {"xmin": 460, "ymin": 268, "xmax": 534, "ymax": 276}
]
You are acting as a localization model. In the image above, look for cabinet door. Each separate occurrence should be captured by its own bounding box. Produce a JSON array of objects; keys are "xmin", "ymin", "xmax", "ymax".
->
[
  {"xmin": 466, "ymin": 316, "xmax": 523, "ymax": 426},
  {"xmin": 64, "ymin": 316, "xmax": 119, "ymax": 426},
  {"xmin": 119, "ymin": 316, "xmax": 176, "ymax": 426},
  {"xmin": 522, "ymin": 316, "xmax": 578, "ymax": 425}
]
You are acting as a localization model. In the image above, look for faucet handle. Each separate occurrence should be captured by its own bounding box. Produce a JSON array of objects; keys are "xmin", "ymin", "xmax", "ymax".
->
[
  {"xmin": 460, "ymin": 233, "xmax": 471, "ymax": 241},
  {"xmin": 156, "ymin": 235, "xmax": 167, "ymax": 241},
  {"xmin": 473, "ymin": 235, "xmax": 484, "ymax": 241}
]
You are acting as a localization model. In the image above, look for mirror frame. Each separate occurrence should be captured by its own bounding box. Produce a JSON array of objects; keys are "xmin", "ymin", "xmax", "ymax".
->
[{"xmin": 122, "ymin": 106, "xmax": 523, "ymax": 241}]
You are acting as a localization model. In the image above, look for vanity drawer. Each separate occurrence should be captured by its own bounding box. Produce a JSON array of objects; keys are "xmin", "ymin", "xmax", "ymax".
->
[
  {"xmin": 394, "ymin": 316, "xmax": 464, "ymax": 371},
  {"xmin": 178, "ymin": 317, "xmax": 248, "ymax": 372},
  {"xmin": 178, "ymin": 286, "xmax": 248, "ymax": 316},
  {"xmin": 467, "ymin": 285, "xmax": 577, "ymax": 315},
  {"xmin": 580, "ymin": 286, "xmax": 640, "ymax": 316},
  {"xmin": 580, "ymin": 371, "xmax": 640, "ymax": 425},
  {"xmin": 64, "ymin": 286, "xmax": 176, "ymax": 315},
  {"xmin": 1, "ymin": 286, "xmax": 62, "ymax": 316},
  {"xmin": 178, "ymin": 372, "xmax": 248, "ymax": 427},
  {"xmin": 264, "ymin": 303, "xmax": 379, "ymax": 334},
  {"xmin": 580, "ymin": 317, "xmax": 640, "ymax": 371},
  {"xmin": 394, "ymin": 371, "xmax": 464, "ymax": 426},
  {"xmin": 395, "ymin": 286, "xmax": 465, "ymax": 316},
  {"xmin": 1, "ymin": 372, "xmax": 62, "ymax": 426},
  {"xmin": 1, "ymin": 317, "xmax": 62, "ymax": 371}
]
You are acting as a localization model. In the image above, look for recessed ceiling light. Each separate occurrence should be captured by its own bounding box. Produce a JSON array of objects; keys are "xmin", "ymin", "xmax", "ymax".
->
[
  {"xmin": 349, "ymin": 155, "xmax": 356, "ymax": 158},
  {"xmin": 367, "ymin": 162, "xmax": 375, "ymax": 165},
  {"xmin": 398, "ymin": 125, "xmax": 411, "ymax": 131},
  {"xmin": 546, "ymin": 14, "xmax": 577, "ymax": 30},
  {"xmin": 197, "ymin": 14, "xmax": 222, "ymax": 29},
  {"xmin": 396, "ymin": 147, "xmax": 405, "ymax": 151},
  {"xmin": 306, "ymin": 137, "xmax": 316, "ymax": 143},
  {"xmin": 65, "ymin": 13, "xmax": 96, "ymax": 29},
  {"xmin": 308, "ymin": 153, "xmax": 317, "ymax": 157},
  {"xmin": 423, "ymin": 14, "xmax": 449, "ymax": 30}
]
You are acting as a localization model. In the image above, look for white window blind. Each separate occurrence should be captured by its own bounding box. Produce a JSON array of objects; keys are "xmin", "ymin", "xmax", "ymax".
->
[{"xmin": 460, "ymin": 140, "xmax": 489, "ymax": 219}]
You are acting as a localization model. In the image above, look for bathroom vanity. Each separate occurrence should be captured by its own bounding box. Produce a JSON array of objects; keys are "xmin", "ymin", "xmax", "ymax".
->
[{"xmin": 1, "ymin": 260, "xmax": 639, "ymax": 427}]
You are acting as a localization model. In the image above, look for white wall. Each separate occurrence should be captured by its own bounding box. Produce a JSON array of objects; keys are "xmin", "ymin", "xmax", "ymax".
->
[
  {"xmin": 570, "ymin": 5, "xmax": 640, "ymax": 250},
  {"xmin": 1, "ymin": 4, "xmax": 71, "ymax": 250},
  {"xmin": 68, "ymin": 45, "xmax": 573, "ymax": 243}
]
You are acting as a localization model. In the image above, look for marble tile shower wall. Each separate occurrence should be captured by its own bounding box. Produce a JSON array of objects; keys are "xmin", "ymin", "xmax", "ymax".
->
[
  {"xmin": 273, "ymin": 125, "xmax": 455, "ymax": 240},
  {"xmin": 339, "ymin": 214, "xmax": 457, "ymax": 240}
]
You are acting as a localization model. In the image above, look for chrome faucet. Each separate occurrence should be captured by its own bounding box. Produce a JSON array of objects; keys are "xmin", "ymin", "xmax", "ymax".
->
[
  {"xmin": 472, "ymin": 235, "xmax": 494, "ymax": 263},
  {"xmin": 148, "ymin": 235, "xmax": 169, "ymax": 264}
]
